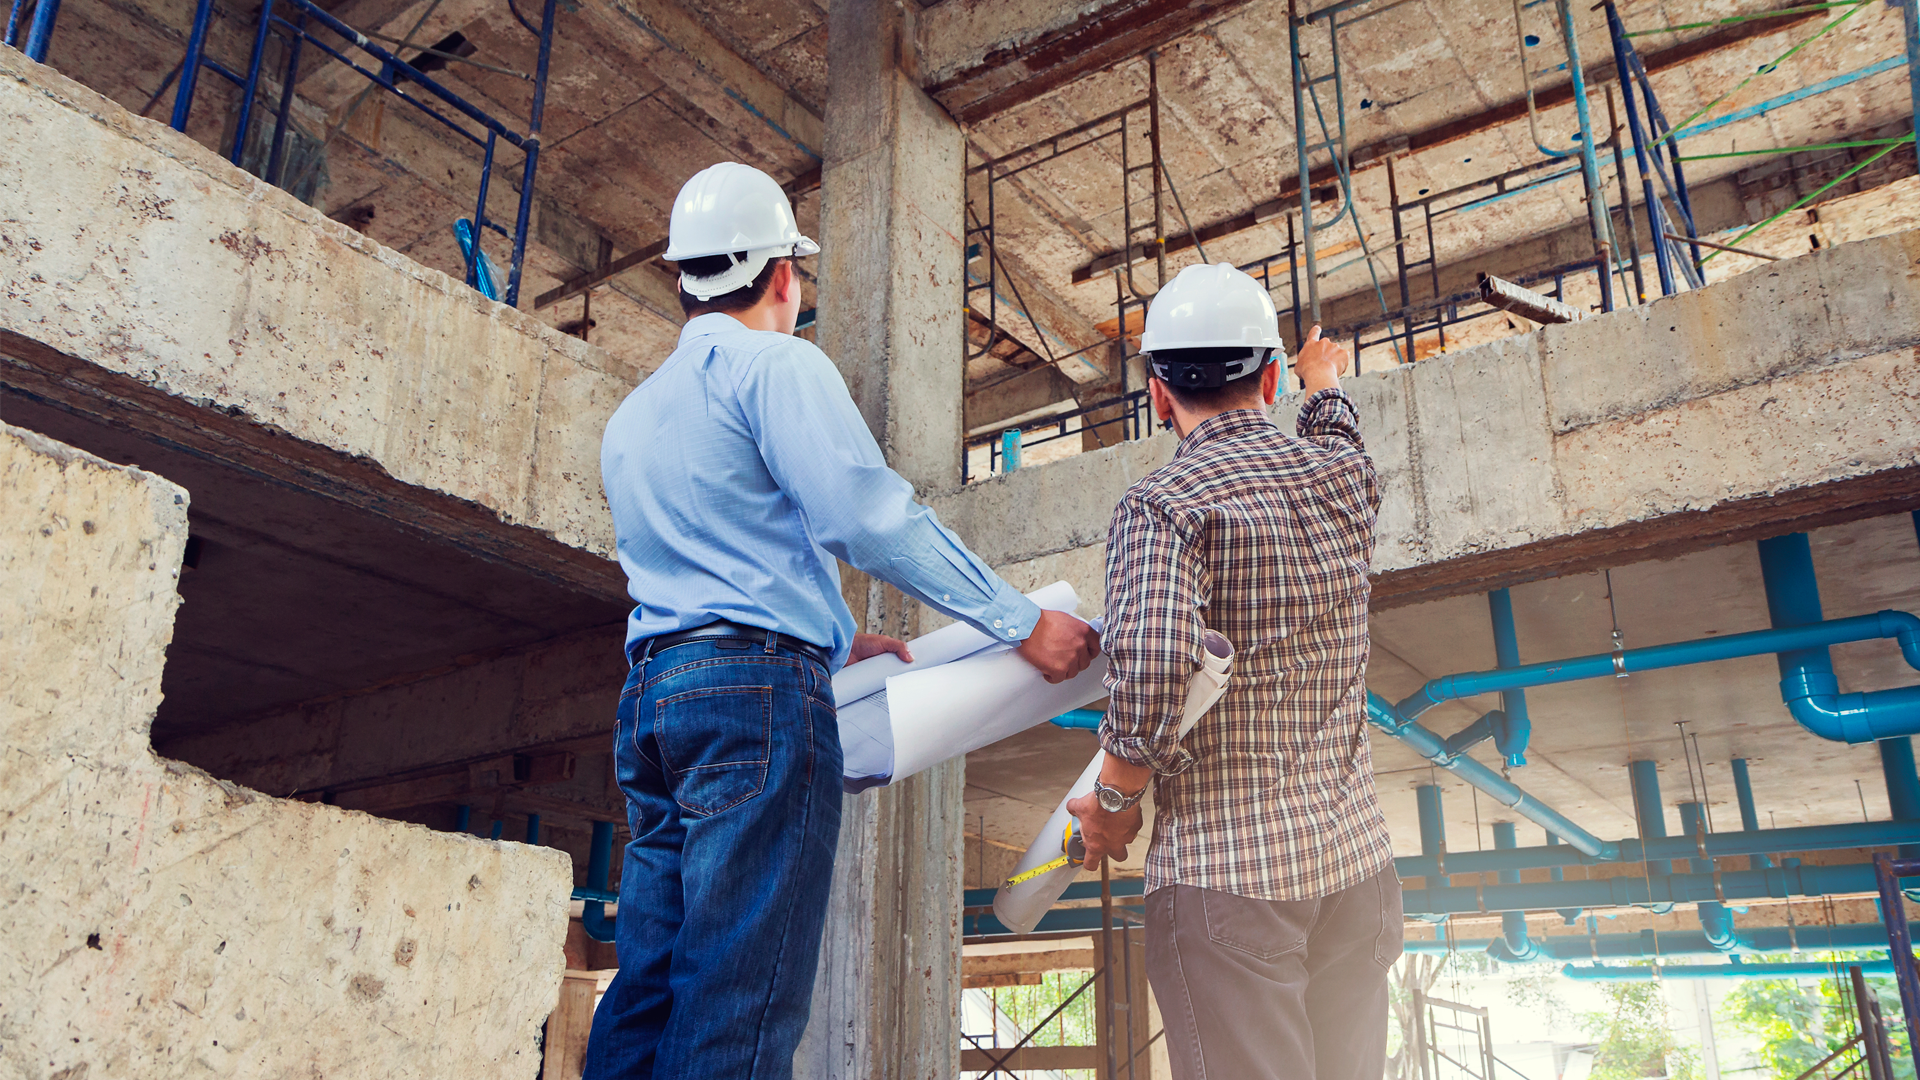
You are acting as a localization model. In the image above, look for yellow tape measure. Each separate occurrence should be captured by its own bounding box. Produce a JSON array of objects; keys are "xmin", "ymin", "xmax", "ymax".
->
[{"xmin": 1002, "ymin": 820, "xmax": 1084, "ymax": 887}]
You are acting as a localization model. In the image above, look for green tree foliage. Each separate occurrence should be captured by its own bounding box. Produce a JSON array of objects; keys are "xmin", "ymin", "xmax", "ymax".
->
[
  {"xmin": 1720, "ymin": 953, "xmax": 1915, "ymax": 1080},
  {"xmin": 1579, "ymin": 981, "xmax": 1699, "ymax": 1080}
]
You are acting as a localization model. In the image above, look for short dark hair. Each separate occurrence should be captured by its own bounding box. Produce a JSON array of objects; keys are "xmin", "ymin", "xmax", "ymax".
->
[
  {"xmin": 1151, "ymin": 346, "xmax": 1270, "ymax": 411},
  {"xmin": 676, "ymin": 253, "xmax": 788, "ymax": 317}
]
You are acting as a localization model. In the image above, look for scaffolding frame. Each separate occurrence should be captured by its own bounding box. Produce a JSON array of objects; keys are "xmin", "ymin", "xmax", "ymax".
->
[{"xmin": 166, "ymin": 0, "xmax": 556, "ymax": 306}]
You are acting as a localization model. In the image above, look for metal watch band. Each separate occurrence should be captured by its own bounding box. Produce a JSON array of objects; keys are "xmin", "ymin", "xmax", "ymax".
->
[{"xmin": 1093, "ymin": 778, "xmax": 1147, "ymax": 812}]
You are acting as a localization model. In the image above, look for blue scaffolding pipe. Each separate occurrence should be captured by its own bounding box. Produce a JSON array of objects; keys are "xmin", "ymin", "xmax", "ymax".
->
[
  {"xmin": 1558, "ymin": 0, "xmax": 1615, "ymax": 312},
  {"xmin": 168, "ymin": 0, "xmax": 555, "ymax": 305},
  {"xmin": 1407, "ymin": 922, "xmax": 1910, "ymax": 960},
  {"xmin": 5, "ymin": 0, "xmax": 62, "ymax": 61}
]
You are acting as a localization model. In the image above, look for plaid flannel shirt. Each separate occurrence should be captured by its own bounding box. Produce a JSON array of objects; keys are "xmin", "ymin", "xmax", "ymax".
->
[{"xmin": 1100, "ymin": 389, "xmax": 1393, "ymax": 901}]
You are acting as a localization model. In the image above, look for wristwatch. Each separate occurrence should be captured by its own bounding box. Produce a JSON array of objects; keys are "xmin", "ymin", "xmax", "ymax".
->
[{"xmin": 1091, "ymin": 778, "xmax": 1148, "ymax": 813}]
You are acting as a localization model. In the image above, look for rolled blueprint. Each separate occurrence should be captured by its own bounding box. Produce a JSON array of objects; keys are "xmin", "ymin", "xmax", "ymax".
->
[
  {"xmin": 992, "ymin": 629, "xmax": 1234, "ymax": 935},
  {"xmin": 835, "ymin": 581, "xmax": 1110, "ymax": 792}
]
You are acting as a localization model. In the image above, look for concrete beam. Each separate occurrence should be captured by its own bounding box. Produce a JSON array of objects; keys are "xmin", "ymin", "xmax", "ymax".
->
[
  {"xmin": 0, "ymin": 51, "xmax": 629, "ymax": 597},
  {"xmin": 0, "ymin": 422, "xmax": 572, "ymax": 1078},
  {"xmin": 934, "ymin": 228, "xmax": 1920, "ymax": 610},
  {"xmin": 594, "ymin": 0, "xmax": 824, "ymax": 158},
  {"xmin": 919, "ymin": 0, "xmax": 1256, "ymax": 125}
]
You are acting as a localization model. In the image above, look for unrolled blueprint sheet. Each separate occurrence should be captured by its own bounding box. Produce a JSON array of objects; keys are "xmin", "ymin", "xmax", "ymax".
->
[
  {"xmin": 835, "ymin": 581, "xmax": 1109, "ymax": 792},
  {"xmin": 992, "ymin": 629, "xmax": 1235, "ymax": 935}
]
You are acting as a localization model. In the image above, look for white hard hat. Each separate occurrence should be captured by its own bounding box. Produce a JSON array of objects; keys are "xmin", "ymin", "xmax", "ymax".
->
[
  {"xmin": 666, "ymin": 162, "xmax": 820, "ymax": 301},
  {"xmin": 1140, "ymin": 262, "xmax": 1286, "ymax": 354}
]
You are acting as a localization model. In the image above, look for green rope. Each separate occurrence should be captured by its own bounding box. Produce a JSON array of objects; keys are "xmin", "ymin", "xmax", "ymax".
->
[
  {"xmin": 1623, "ymin": 1, "xmax": 1868, "ymax": 39},
  {"xmin": 1676, "ymin": 136, "xmax": 1903, "ymax": 161},
  {"xmin": 1656, "ymin": 1, "xmax": 1870, "ymax": 150},
  {"xmin": 1700, "ymin": 140, "xmax": 1899, "ymax": 263}
]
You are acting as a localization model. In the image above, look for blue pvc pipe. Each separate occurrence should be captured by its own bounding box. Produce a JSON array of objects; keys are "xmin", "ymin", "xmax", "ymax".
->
[
  {"xmin": 1732, "ymin": 758, "xmax": 1773, "ymax": 870},
  {"xmin": 1489, "ymin": 822, "xmax": 1542, "ymax": 962},
  {"xmin": 454, "ymin": 804, "xmax": 472, "ymax": 833},
  {"xmin": 1391, "ymin": 606, "xmax": 1920, "ymax": 735},
  {"xmin": 1392, "ymin": 819, "xmax": 1920, "ymax": 879},
  {"xmin": 580, "ymin": 820, "xmax": 616, "ymax": 944},
  {"xmin": 1402, "ymin": 859, "xmax": 1880, "ymax": 916},
  {"xmin": 1488, "ymin": 589, "xmax": 1531, "ymax": 767},
  {"xmin": 1050, "ymin": 709, "xmax": 1104, "ymax": 730},
  {"xmin": 1680, "ymin": 802, "xmax": 1737, "ymax": 952},
  {"xmin": 1395, "ymin": 610, "xmax": 1920, "ymax": 716},
  {"xmin": 1368, "ymin": 694, "xmax": 1618, "ymax": 859},
  {"xmin": 1760, "ymin": 534, "xmax": 1920, "ymax": 744},
  {"xmin": 525, "ymin": 813, "xmax": 541, "ymax": 846},
  {"xmin": 1630, "ymin": 760, "xmax": 1667, "ymax": 841},
  {"xmin": 1564, "ymin": 959, "xmax": 1898, "ymax": 981},
  {"xmin": 1406, "ymin": 922, "xmax": 1914, "ymax": 961}
]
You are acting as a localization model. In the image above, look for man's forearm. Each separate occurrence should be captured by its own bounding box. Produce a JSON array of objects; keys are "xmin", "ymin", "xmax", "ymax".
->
[{"xmin": 1099, "ymin": 752, "xmax": 1154, "ymax": 796}]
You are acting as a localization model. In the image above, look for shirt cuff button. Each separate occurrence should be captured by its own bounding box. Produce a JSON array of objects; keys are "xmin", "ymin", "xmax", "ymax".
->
[
  {"xmin": 943, "ymin": 594, "xmax": 951, "ymax": 602},
  {"xmin": 993, "ymin": 619, "xmax": 1003, "ymax": 628}
]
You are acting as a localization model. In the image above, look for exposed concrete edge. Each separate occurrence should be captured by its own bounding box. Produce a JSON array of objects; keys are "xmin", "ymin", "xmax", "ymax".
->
[
  {"xmin": 934, "ymin": 230, "xmax": 1920, "ymax": 607},
  {"xmin": 2, "ymin": 331, "xmax": 629, "ymax": 600},
  {"xmin": 0, "ymin": 50, "xmax": 632, "ymax": 584},
  {"xmin": 3, "ymin": 421, "xmax": 574, "ymax": 1078}
]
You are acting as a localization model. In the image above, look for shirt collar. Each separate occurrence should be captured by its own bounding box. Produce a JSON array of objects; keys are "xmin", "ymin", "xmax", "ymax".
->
[
  {"xmin": 1174, "ymin": 408, "xmax": 1276, "ymax": 459},
  {"xmin": 678, "ymin": 311, "xmax": 747, "ymax": 346}
]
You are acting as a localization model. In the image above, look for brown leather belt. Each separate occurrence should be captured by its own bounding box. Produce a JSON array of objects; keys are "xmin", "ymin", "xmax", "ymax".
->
[{"xmin": 634, "ymin": 620, "xmax": 831, "ymax": 668}]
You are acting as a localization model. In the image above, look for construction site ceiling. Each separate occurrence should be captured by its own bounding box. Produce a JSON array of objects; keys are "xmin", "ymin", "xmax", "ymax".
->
[{"xmin": 964, "ymin": 0, "xmax": 1914, "ymax": 358}]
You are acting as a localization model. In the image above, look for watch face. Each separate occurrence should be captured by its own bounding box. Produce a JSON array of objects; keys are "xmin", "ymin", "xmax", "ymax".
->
[{"xmin": 1098, "ymin": 786, "xmax": 1125, "ymax": 812}]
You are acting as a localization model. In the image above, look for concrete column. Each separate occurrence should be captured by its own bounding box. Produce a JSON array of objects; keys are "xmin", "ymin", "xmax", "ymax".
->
[
  {"xmin": 817, "ymin": 0, "xmax": 966, "ymax": 495},
  {"xmin": 796, "ymin": 4, "xmax": 968, "ymax": 1075}
]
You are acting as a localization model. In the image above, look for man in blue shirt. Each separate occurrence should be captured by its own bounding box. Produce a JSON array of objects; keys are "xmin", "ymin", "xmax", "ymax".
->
[{"xmin": 582, "ymin": 162, "xmax": 1100, "ymax": 1080}]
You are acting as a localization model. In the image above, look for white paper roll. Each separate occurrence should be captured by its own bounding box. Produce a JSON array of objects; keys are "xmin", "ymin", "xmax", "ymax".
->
[
  {"xmin": 992, "ymin": 629, "xmax": 1234, "ymax": 935},
  {"xmin": 834, "ymin": 581, "xmax": 1092, "ymax": 790}
]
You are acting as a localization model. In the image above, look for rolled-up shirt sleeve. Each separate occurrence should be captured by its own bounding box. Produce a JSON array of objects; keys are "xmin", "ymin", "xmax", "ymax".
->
[
  {"xmin": 1099, "ymin": 490, "xmax": 1205, "ymax": 775},
  {"xmin": 736, "ymin": 339, "xmax": 1041, "ymax": 643},
  {"xmin": 1298, "ymin": 386, "xmax": 1363, "ymax": 450}
]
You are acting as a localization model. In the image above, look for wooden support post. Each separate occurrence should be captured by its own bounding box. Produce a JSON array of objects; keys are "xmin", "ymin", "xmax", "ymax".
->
[{"xmin": 543, "ymin": 972, "xmax": 600, "ymax": 1080}]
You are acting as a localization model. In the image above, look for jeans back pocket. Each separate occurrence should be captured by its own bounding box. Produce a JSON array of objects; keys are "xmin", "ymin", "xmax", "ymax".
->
[{"xmin": 655, "ymin": 685, "xmax": 773, "ymax": 816}]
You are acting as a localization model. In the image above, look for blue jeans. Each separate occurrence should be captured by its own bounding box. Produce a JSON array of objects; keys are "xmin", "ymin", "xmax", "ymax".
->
[{"xmin": 581, "ymin": 637, "xmax": 844, "ymax": 1080}]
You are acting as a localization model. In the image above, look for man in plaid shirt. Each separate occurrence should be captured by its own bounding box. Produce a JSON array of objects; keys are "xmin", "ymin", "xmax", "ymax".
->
[{"xmin": 1069, "ymin": 263, "xmax": 1400, "ymax": 1080}]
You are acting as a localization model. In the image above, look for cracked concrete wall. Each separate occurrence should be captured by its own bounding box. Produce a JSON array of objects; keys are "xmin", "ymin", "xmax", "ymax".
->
[
  {"xmin": 933, "ymin": 229, "xmax": 1920, "ymax": 609},
  {"xmin": 0, "ymin": 422, "xmax": 574, "ymax": 1079},
  {"xmin": 0, "ymin": 50, "xmax": 631, "ymax": 596}
]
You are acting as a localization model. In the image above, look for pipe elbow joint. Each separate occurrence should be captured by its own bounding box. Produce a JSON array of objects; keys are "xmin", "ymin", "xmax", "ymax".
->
[
  {"xmin": 1397, "ymin": 682, "xmax": 1450, "ymax": 720},
  {"xmin": 1485, "ymin": 934, "xmax": 1544, "ymax": 964},
  {"xmin": 581, "ymin": 901, "xmax": 616, "ymax": 944},
  {"xmin": 1884, "ymin": 610, "xmax": 1920, "ymax": 670},
  {"xmin": 1781, "ymin": 672, "xmax": 1878, "ymax": 743}
]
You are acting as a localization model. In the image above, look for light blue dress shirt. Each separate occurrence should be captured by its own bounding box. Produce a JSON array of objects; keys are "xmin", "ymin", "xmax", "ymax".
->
[{"xmin": 602, "ymin": 312, "xmax": 1041, "ymax": 670}]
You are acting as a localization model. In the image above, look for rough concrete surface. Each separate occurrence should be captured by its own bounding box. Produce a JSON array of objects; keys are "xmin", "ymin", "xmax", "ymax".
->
[
  {"xmin": 935, "ymin": 229, "xmax": 1920, "ymax": 607},
  {"xmin": 0, "ymin": 423, "xmax": 573, "ymax": 1078},
  {"xmin": 0, "ymin": 50, "xmax": 630, "ymax": 577}
]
